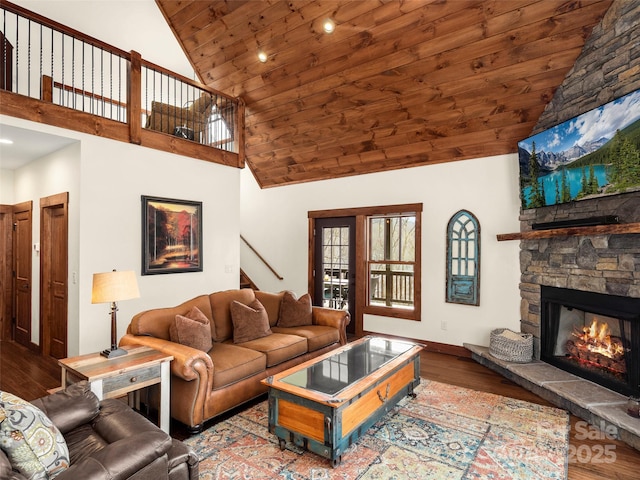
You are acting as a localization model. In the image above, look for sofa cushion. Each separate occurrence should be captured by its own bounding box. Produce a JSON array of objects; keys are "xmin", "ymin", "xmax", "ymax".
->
[
  {"xmin": 130, "ymin": 295, "xmax": 213, "ymax": 341},
  {"xmin": 0, "ymin": 390, "xmax": 70, "ymax": 479},
  {"xmin": 210, "ymin": 289, "xmax": 256, "ymax": 342},
  {"xmin": 271, "ymin": 325, "xmax": 340, "ymax": 352},
  {"xmin": 169, "ymin": 306, "xmax": 213, "ymax": 352},
  {"xmin": 208, "ymin": 343, "xmax": 267, "ymax": 390},
  {"xmin": 254, "ymin": 290, "xmax": 284, "ymax": 327},
  {"xmin": 230, "ymin": 299, "xmax": 272, "ymax": 344},
  {"xmin": 277, "ymin": 291, "xmax": 313, "ymax": 327},
  {"xmin": 189, "ymin": 93, "xmax": 212, "ymax": 114},
  {"xmin": 234, "ymin": 333, "xmax": 308, "ymax": 367}
]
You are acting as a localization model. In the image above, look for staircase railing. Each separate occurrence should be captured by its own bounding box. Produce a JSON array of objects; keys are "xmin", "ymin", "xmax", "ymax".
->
[
  {"xmin": 241, "ymin": 235, "xmax": 283, "ymax": 281},
  {"xmin": 0, "ymin": 0, "xmax": 243, "ymax": 166}
]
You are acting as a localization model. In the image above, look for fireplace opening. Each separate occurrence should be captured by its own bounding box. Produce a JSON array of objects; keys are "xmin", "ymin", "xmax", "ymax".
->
[{"xmin": 541, "ymin": 286, "xmax": 640, "ymax": 397}]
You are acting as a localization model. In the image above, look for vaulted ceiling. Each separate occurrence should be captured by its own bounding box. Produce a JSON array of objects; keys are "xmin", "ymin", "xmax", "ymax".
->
[{"xmin": 157, "ymin": 0, "xmax": 613, "ymax": 188}]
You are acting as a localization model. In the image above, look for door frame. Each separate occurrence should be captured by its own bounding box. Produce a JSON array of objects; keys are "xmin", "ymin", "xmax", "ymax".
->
[
  {"xmin": 12, "ymin": 200, "xmax": 34, "ymax": 350},
  {"xmin": 0, "ymin": 205, "xmax": 13, "ymax": 340},
  {"xmin": 309, "ymin": 209, "xmax": 365, "ymax": 338},
  {"xmin": 40, "ymin": 192, "xmax": 69, "ymax": 358},
  {"xmin": 312, "ymin": 216, "xmax": 356, "ymax": 335}
]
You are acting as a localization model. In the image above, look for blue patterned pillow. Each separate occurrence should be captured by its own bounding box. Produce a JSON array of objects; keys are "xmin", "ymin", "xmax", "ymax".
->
[{"xmin": 0, "ymin": 390, "xmax": 69, "ymax": 479}]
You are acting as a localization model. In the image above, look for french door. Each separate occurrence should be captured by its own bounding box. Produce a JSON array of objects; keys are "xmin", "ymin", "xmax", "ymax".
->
[{"xmin": 313, "ymin": 217, "xmax": 355, "ymax": 335}]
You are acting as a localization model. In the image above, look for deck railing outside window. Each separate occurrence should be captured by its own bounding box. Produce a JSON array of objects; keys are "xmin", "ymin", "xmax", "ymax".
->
[
  {"xmin": 369, "ymin": 269, "xmax": 414, "ymax": 307},
  {"xmin": 0, "ymin": 1, "xmax": 240, "ymax": 153}
]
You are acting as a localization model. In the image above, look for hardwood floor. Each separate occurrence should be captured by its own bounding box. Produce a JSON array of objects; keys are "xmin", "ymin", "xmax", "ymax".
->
[
  {"xmin": 1, "ymin": 339, "xmax": 638, "ymax": 478},
  {"xmin": 0, "ymin": 340, "xmax": 61, "ymax": 400}
]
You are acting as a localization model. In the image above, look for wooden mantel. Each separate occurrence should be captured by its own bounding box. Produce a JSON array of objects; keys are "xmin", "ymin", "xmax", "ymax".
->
[{"xmin": 496, "ymin": 223, "xmax": 640, "ymax": 241}]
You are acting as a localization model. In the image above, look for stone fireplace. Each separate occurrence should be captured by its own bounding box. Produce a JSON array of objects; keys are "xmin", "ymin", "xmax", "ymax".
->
[
  {"xmin": 519, "ymin": 191, "xmax": 640, "ymax": 375},
  {"xmin": 466, "ymin": 192, "xmax": 640, "ymax": 451}
]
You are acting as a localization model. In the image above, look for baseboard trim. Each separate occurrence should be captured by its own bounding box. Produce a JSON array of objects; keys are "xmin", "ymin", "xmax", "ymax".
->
[{"xmin": 361, "ymin": 331, "xmax": 470, "ymax": 357}]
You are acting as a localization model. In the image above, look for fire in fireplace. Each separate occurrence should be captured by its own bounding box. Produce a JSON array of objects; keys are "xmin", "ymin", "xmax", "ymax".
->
[
  {"xmin": 566, "ymin": 315, "xmax": 626, "ymax": 379},
  {"xmin": 541, "ymin": 286, "xmax": 640, "ymax": 397}
]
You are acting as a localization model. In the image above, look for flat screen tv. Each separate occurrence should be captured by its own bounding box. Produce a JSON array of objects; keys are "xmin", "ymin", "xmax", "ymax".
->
[{"xmin": 518, "ymin": 89, "xmax": 640, "ymax": 209}]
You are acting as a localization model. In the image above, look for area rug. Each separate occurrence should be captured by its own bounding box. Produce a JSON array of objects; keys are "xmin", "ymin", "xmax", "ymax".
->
[{"xmin": 185, "ymin": 379, "xmax": 570, "ymax": 479}]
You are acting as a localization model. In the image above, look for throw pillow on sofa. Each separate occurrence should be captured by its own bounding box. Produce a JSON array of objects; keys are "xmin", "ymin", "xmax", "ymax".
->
[
  {"xmin": 230, "ymin": 298, "xmax": 272, "ymax": 343},
  {"xmin": 277, "ymin": 291, "xmax": 313, "ymax": 327},
  {"xmin": 169, "ymin": 306, "xmax": 213, "ymax": 352},
  {"xmin": 0, "ymin": 390, "xmax": 69, "ymax": 479}
]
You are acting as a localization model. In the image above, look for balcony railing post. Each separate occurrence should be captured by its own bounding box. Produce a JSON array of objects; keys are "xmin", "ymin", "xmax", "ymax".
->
[
  {"xmin": 128, "ymin": 50, "xmax": 141, "ymax": 145},
  {"xmin": 41, "ymin": 74, "xmax": 52, "ymax": 102},
  {"xmin": 237, "ymin": 97, "xmax": 246, "ymax": 167}
]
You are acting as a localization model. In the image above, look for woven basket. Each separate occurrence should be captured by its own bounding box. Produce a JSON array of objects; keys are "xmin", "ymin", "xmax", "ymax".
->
[{"xmin": 489, "ymin": 328, "xmax": 533, "ymax": 363}]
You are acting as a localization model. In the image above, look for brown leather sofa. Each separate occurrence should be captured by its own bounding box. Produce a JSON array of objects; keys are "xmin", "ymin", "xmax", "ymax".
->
[
  {"xmin": 120, "ymin": 289, "xmax": 350, "ymax": 433},
  {"xmin": 0, "ymin": 381, "xmax": 198, "ymax": 480}
]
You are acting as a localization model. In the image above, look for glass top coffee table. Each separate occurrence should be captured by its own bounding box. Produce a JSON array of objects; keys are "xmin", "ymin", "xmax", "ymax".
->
[{"xmin": 262, "ymin": 336, "xmax": 423, "ymax": 466}]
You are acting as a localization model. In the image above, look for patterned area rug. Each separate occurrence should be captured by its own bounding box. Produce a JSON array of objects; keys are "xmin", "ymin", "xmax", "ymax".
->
[{"xmin": 185, "ymin": 380, "xmax": 569, "ymax": 479}]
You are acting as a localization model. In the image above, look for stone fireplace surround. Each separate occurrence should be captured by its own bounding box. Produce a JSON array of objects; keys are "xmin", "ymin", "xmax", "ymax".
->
[
  {"xmin": 518, "ymin": 191, "xmax": 640, "ymax": 349},
  {"xmin": 467, "ymin": 191, "xmax": 640, "ymax": 451}
]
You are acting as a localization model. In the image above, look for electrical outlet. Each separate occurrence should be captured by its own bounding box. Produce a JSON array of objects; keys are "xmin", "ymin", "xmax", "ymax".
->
[{"xmin": 441, "ymin": 320, "xmax": 448, "ymax": 331}]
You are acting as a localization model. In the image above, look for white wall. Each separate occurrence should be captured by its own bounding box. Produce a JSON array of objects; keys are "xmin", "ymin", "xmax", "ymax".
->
[
  {"xmin": 3, "ymin": 115, "xmax": 241, "ymax": 356},
  {"xmin": 15, "ymin": 0, "xmax": 195, "ymax": 79},
  {"xmin": 77, "ymin": 134, "xmax": 241, "ymax": 355},
  {"xmin": 240, "ymin": 155, "xmax": 523, "ymax": 347},
  {"xmin": 0, "ymin": 168, "xmax": 15, "ymax": 203},
  {"xmin": 11, "ymin": 141, "xmax": 81, "ymax": 347}
]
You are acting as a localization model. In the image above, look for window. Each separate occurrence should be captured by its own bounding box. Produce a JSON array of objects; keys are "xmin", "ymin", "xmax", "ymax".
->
[
  {"xmin": 309, "ymin": 203, "xmax": 422, "ymax": 328},
  {"xmin": 446, "ymin": 210, "xmax": 480, "ymax": 305},
  {"xmin": 366, "ymin": 210, "xmax": 420, "ymax": 320}
]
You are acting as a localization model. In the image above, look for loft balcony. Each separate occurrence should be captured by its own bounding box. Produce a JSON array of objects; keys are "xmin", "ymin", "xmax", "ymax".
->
[{"xmin": 0, "ymin": 0, "xmax": 243, "ymax": 169}]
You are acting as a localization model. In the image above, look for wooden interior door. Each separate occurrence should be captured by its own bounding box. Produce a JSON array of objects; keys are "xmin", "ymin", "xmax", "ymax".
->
[
  {"xmin": 0, "ymin": 205, "xmax": 13, "ymax": 340},
  {"xmin": 40, "ymin": 193, "xmax": 68, "ymax": 359},
  {"xmin": 13, "ymin": 201, "xmax": 32, "ymax": 348}
]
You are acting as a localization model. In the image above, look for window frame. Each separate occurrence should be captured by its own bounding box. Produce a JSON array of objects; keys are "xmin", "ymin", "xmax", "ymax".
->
[{"xmin": 364, "ymin": 206, "xmax": 421, "ymax": 321}]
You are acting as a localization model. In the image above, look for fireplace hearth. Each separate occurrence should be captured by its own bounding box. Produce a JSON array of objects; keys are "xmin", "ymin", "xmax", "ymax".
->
[{"xmin": 541, "ymin": 286, "xmax": 640, "ymax": 397}]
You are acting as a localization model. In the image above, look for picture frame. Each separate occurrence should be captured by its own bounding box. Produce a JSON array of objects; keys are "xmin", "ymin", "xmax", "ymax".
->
[{"xmin": 141, "ymin": 195, "xmax": 202, "ymax": 275}]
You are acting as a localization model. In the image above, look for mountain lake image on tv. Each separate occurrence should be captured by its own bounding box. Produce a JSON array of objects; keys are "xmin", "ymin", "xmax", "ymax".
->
[{"xmin": 518, "ymin": 89, "xmax": 640, "ymax": 209}]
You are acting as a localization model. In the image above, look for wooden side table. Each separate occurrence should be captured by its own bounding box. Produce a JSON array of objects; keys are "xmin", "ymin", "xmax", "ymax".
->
[{"xmin": 58, "ymin": 344, "xmax": 173, "ymax": 433}]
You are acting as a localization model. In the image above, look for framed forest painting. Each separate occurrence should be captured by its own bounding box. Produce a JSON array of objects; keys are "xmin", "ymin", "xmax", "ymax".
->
[
  {"xmin": 142, "ymin": 196, "xmax": 202, "ymax": 275},
  {"xmin": 518, "ymin": 89, "xmax": 640, "ymax": 209}
]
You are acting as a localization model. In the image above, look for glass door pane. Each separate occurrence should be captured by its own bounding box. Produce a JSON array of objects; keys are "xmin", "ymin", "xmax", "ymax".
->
[{"xmin": 314, "ymin": 217, "xmax": 355, "ymax": 334}]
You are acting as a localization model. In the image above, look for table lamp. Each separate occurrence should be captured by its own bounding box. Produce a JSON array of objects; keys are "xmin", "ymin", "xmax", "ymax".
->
[{"xmin": 91, "ymin": 269, "xmax": 140, "ymax": 358}]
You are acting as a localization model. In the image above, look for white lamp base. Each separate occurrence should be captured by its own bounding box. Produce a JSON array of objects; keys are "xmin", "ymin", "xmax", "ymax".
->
[{"xmin": 101, "ymin": 347, "xmax": 128, "ymax": 359}]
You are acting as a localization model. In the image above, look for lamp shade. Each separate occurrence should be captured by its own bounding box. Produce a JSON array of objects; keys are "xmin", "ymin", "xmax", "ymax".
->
[{"xmin": 91, "ymin": 270, "xmax": 140, "ymax": 304}]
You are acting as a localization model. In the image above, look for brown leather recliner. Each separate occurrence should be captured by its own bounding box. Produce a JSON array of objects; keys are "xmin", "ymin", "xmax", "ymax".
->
[{"xmin": 0, "ymin": 382, "xmax": 198, "ymax": 480}]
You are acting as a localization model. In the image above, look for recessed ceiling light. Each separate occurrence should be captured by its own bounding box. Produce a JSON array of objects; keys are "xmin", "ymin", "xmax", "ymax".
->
[
  {"xmin": 323, "ymin": 19, "xmax": 335, "ymax": 34},
  {"xmin": 257, "ymin": 50, "xmax": 268, "ymax": 63},
  {"xmin": 0, "ymin": 138, "xmax": 13, "ymax": 145}
]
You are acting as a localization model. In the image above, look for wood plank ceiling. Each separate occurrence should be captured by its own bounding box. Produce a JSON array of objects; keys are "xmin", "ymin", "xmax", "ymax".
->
[{"xmin": 157, "ymin": 0, "xmax": 613, "ymax": 188}]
